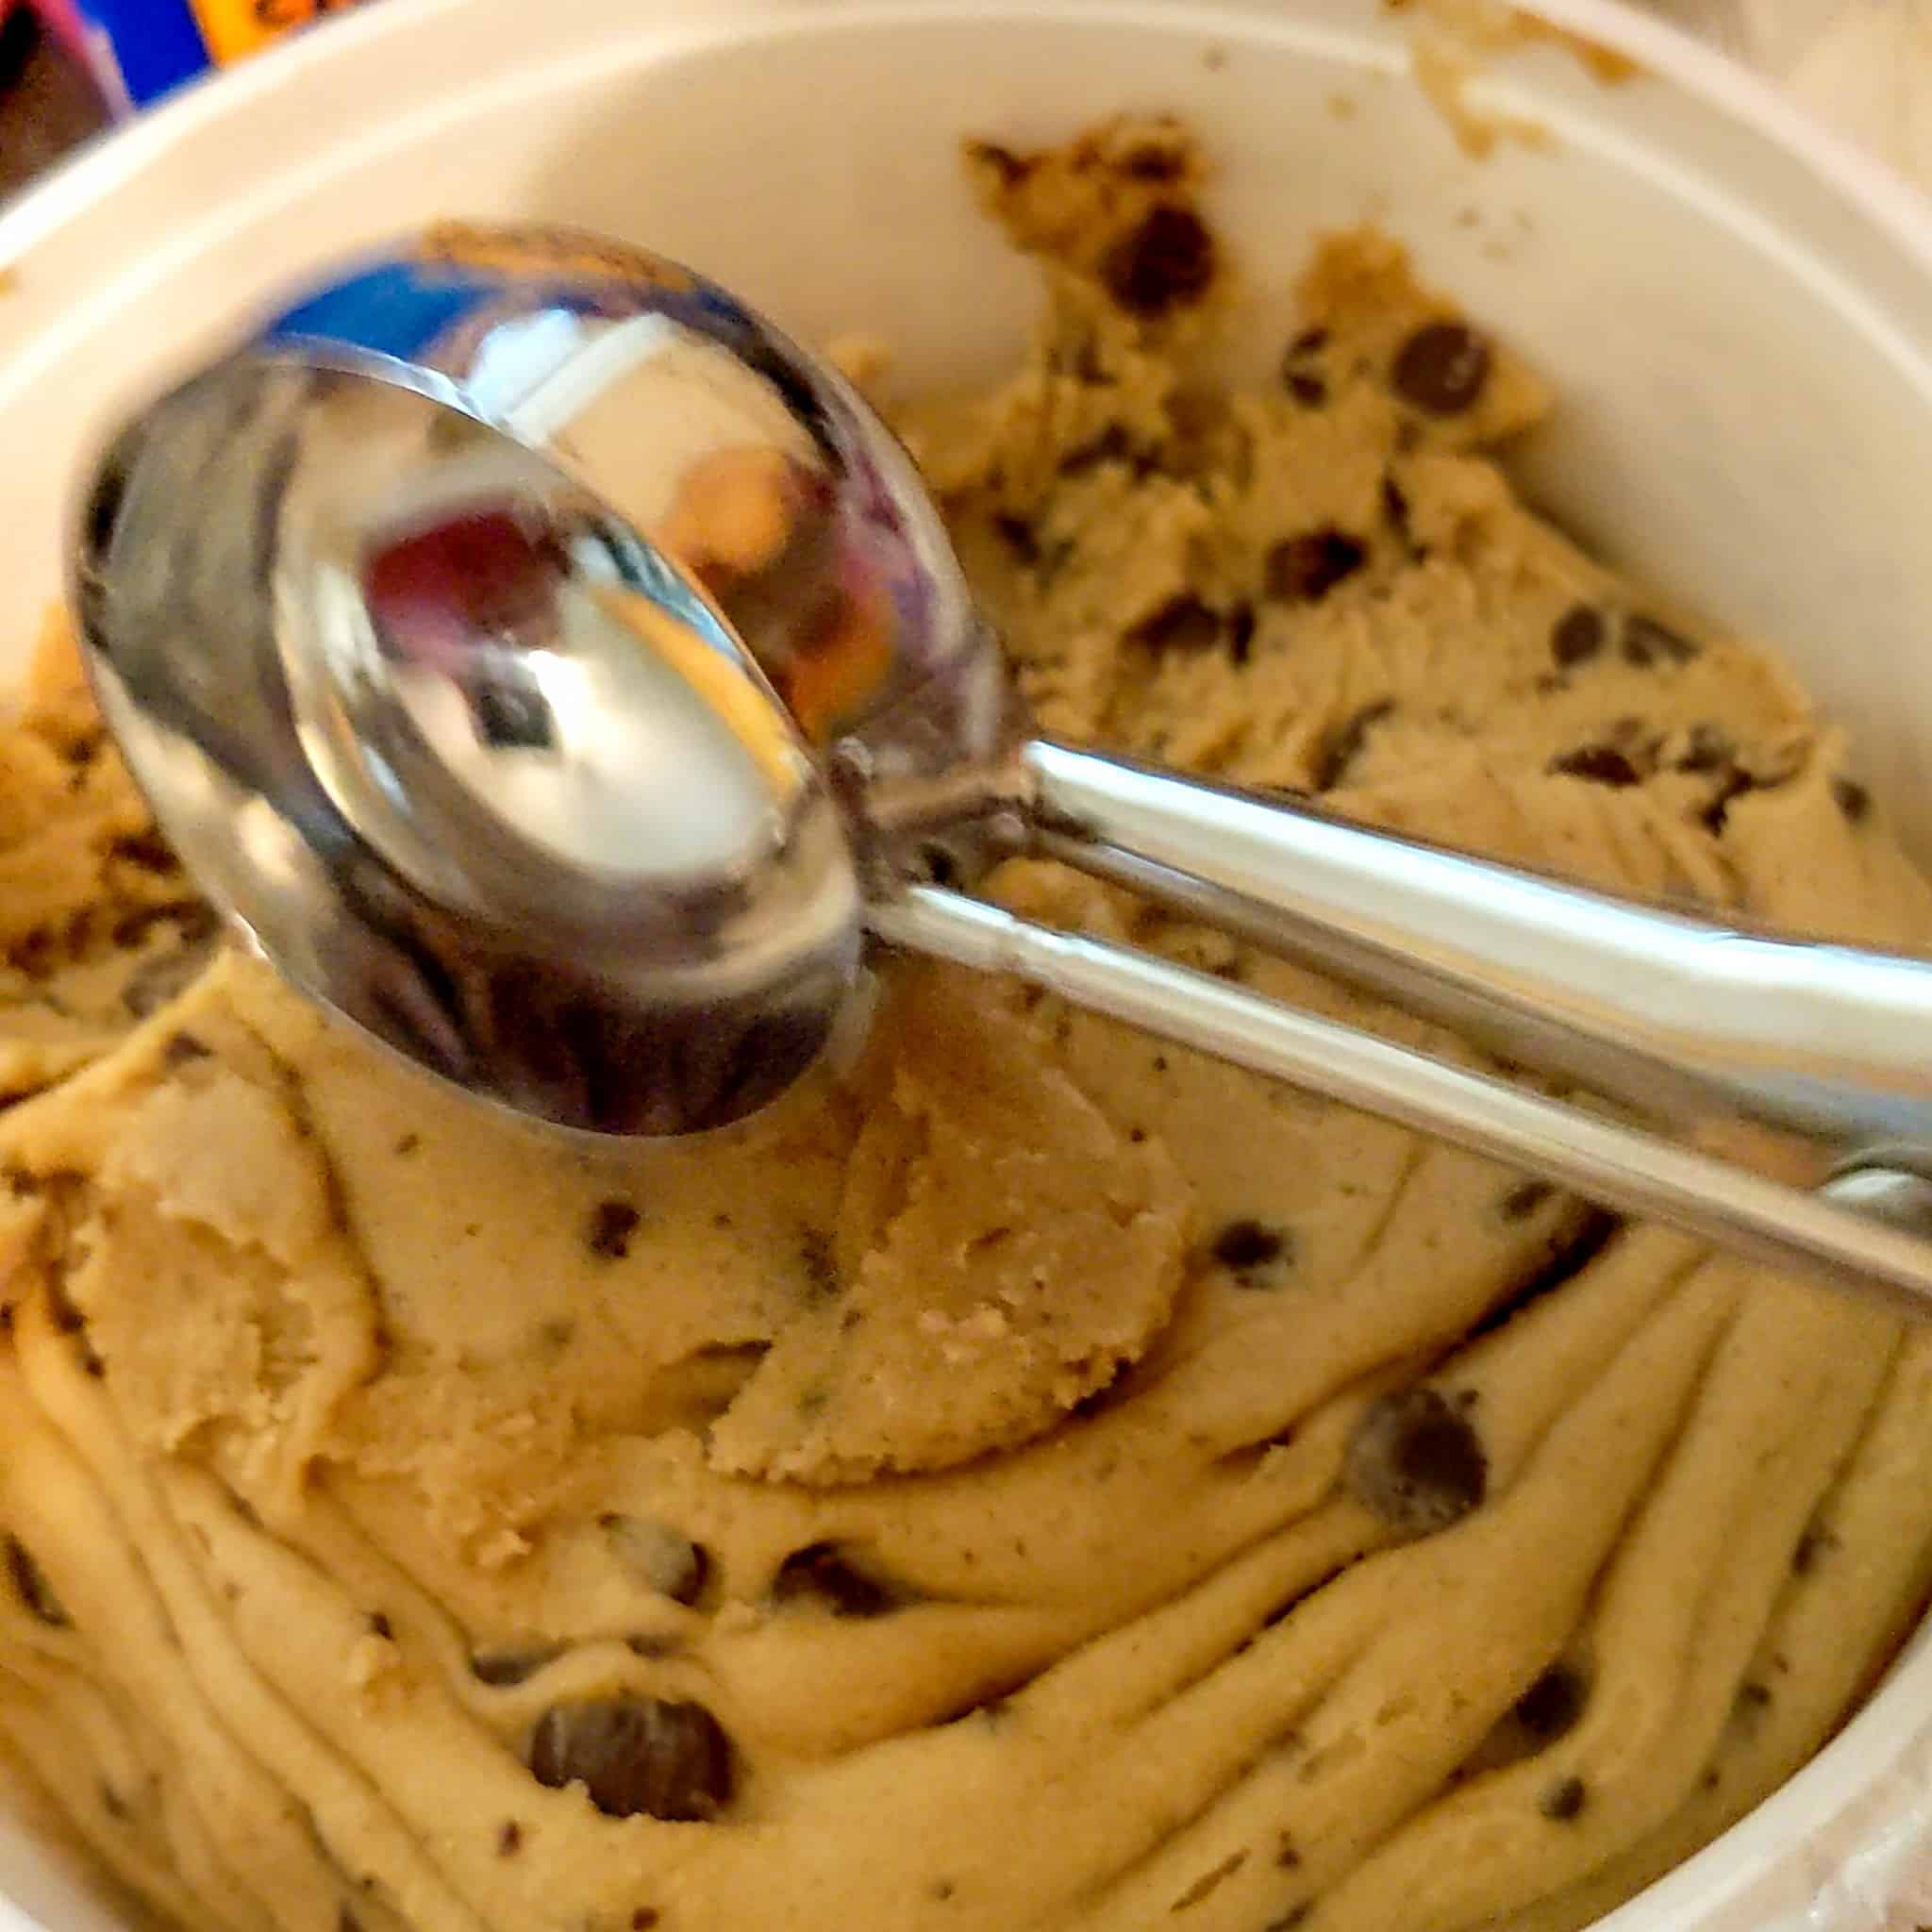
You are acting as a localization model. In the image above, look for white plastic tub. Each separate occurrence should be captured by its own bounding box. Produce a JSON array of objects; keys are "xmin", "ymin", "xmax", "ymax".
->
[{"xmin": 2, "ymin": 0, "xmax": 1932, "ymax": 1924}]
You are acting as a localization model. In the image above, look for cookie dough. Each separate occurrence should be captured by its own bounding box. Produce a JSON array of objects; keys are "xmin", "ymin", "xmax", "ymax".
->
[{"xmin": 1, "ymin": 116, "xmax": 1930, "ymax": 1932}]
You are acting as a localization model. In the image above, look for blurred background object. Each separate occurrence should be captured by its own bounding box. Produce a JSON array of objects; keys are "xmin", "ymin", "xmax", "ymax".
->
[
  {"xmin": 1646, "ymin": 0, "xmax": 1932, "ymax": 192},
  {"xmin": 0, "ymin": 3, "xmax": 1926, "ymax": 212},
  {"xmin": 0, "ymin": 0, "xmax": 105, "ymax": 199}
]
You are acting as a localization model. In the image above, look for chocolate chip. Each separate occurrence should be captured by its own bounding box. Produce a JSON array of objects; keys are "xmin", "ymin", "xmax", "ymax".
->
[
  {"xmin": 496, "ymin": 1821, "xmax": 524, "ymax": 1857},
  {"xmin": 1736, "ymin": 1680, "xmax": 1773, "ymax": 1713},
  {"xmin": 1621, "ymin": 614, "xmax": 1699, "ymax": 667},
  {"xmin": 798, "ymin": 1228, "xmax": 839, "ymax": 1302},
  {"xmin": 772, "ymin": 1543, "xmax": 902, "ymax": 1618},
  {"xmin": 1289, "ymin": 325, "xmax": 1330, "ymax": 357},
  {"xmin": 1540, "ymin": 1775, "xmax": 1588, "ymax": 1822},
  {"xmin": 1098, "ymin": 204, "xmax": 1217, "ymax": 318},
  {"xmin": 991, "ymin": 514, "xmax": 1039, "ymax": 565},
  {"xmin": 162, "ymin": 1032, "xmax": 211, "ymax": 1068},
  {"xmin": 1699, "ymin": 767, "xmax": 1760, "ymax": 834},
  {"xmin": 471, "ymin": 1644, "xmax": 563, "ymax": 1687},
  {"xmin": 6, "ymin": 1537, "xmax": 68, "ymax": 1628},
  {"xmin": 1832, "ymin": 775, "xmax": 1871, "ymax": 824},
  {"xmin": 1676, "ymin": 724, "xmax": 1734, "ymax": 774},
  {"xmin": 339, "ymin": 1909, "xmax": 362, "ymax": 1932},
  {"xmin": 631, "ymin": 1912, "xmax": 660, "ymax": 1931},
  {"xmin": 1392, "ymin": 321, "xmax": 1491, "ymax": 414},
  {"xmin": 1312, "ymin": 699, "xmax": 1394, "ymax": 792},
  {"xmin": 525, "ymin": 1696, "xmax": 734, "ymax": 1822},
  {"xmin": 1549, "ymin": 745, "xmax": 1640, "ymax": 788},
  {"xmin": 123, "ymin": 942, "xmax": 215, "ymax": 1019},
  {"xmin": 367, "ymin": 1612, "xmax": 393, "ymax": 1641},
  {"xmin": 1209, "ymin": 1220, "xmax": 1295, "ymax": 1287},
  {"xmin": 1550, "ymin": 605, "xmax": 1606, "ymax": 669},
  {"xmin": 1792, "ymin": 1521, "xmax": 1837, "ymax": 1575},
  {"xmin": 1266, "ymin": 528, "xmax": 1367, "ymax": 604},
  {"xmin": 1228, "ymin": 604, "xmax": 1257, "ymax": 666},
  {"xmin": 1058, "ymin": 425, "xmax": 1138, "ymax": 475},
  {"xmin": 1515, "ymin": 1664, "xmax": 1589, "ymax": 1741},
  {"xmin": 1343, "ymin": 1388, "xmax": 1488, "ymax": 1535},
  {"xmin": 1381, "ymin": 475, "xmax": 1417, "ymax": 553},
  {"xmin": 1286, "ymin": 371, "xmax": 1328, "ymax": 408},
  {"xmin": 1129, "ymin": 594, "xmax": 1223, "ymax": 653},
  {"xmin": 600, "ymin": 1515, "xmax": 709, "ymax": 1607},
  {"xmin": 1265, "ymin": 1907, "xmax": 1313, "ymax": 1931},
  {"xmin": 965, "ymin": 140, "xmax": 1031, "ymax": 188},
  {"xmin": 1122, "ymin": 142, "xmax": 1185, "ymax": 181},
  {"xmin": 108, "ymin": 831, "xmax": 179, "ymax": 875},
  {"xmin": 586, "ymin": 1200, "xmax": 641, "ymax": 1260},
  {"xmin": 1500, "ymin": 1179, "xmax": 1554, "ymax": 1222}
]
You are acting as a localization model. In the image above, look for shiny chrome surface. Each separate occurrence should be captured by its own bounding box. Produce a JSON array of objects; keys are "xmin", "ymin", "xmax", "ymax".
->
[
  {"xmin": 871, "ymin": 887, "xmax": 1932, "ymax": 1318},
  {"xmin": 69, "ymin": 223, "xmax": 1932, "ymax": 1309},
  {"xmin": 1016, "ymin": 740, "xmax": 1932, "ymax": 1177},
  {"xmin": 75, "ymin": 348, "xmax": 860, "ymax": 1135}
]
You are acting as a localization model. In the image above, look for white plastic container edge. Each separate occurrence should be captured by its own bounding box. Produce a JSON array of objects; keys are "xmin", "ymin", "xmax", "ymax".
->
[{"xmin": 2, "ymin": 1, "xmax": 1932, "ymax": 1927}]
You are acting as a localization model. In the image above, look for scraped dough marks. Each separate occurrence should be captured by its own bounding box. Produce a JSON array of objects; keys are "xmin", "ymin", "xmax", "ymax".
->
[
  {"xmin": 710, "ymin": 970, "xmax": 1188, "ymax": 1483},
  {"xmin": 0, "ymin": 115, "xmax": 1928, "ymax": 1932}
]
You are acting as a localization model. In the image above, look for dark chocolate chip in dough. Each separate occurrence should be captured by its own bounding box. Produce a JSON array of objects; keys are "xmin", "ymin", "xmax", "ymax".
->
[
  {"xmin": 1122, "ymin": 141, "xmax": 1186, "ymax": 181},
  {"xmin": 1381, "ymin": 474, "xmax": 1419, "ymax": 554},
  {"xmin": 1676, "ymin": 724, "xmax": 1735, "ymax": 774},
  {"xmin": 108, "ymin": 831, "xmax": 180, "ymax": 875},
  {"xmin": 1099, "ymin": 204, "xmax": 1218, "ymax": 318},
  {"xmin": 1343, "ymin": 1388, "xmax": 1488, "ymax": 1535},
  {"xmin": 600, "ymin": 1515, "xmax": 709, "ymax": 1607},
  {"xmin": 162, "ymin": 1032, "xmax": 212, "ymax": 1069},
  {"xmin": 1228, "ymin": 603, "xmax": 1257, "ymax": 666},
  {"xmin": 631, "ymin": 1911, "xmax": 661, "ymax": 1931},
  {"xmin": 586, "ymin": 1199, "xmax": 641, "ymax": 1260},
  {"xmin": 1129, "ymin": 594, "xmax": 1224, "ymax": 653},
  {"xmin": 1698, "ymin": 767, "xmax": 1761, "ymax": 834},
  {"xmin": 1621, "ymin": 614, "xmax": 1700, "ymax": 668},
  {"xmin": 1209, "ymin": 1220, "xmax": 1294, "ymax": 1284},
  {"xmin": 797, "ymin": 1227, "xmax": 840, "ymax": 1303},
  {"xmin": 471, "ymin": 1644, "xmax": 564, "ymax": 1687},
  {"xmin": 1311, "ymin": 699, "xmax": 1395, "ymax": 792},
  {"xmin": 366, "ymin": 1612, "xmax": 393, "ymax": 1641},
  {"xmin": 1058, "ymin": 424, "xmax": 1140, "ymax": 476},
  {"xmin": 123, "ymin": 940, "xmax": 217, "ymax": 1020},
  {"xmin": 1266, "ymin": 528, "xmax": 1367, "ymax": 605},
  {"xmin": 1540, "ymin": 1775, "xmax": 1588, "ymax": 1822},
  {"xmin": 1549, "ymin": 745, "xmax": 1641, "ymax": 788},
  {"xmin": 1550, "ymin": 605, "xmax": 1607, "ymax": 669},
  {"xmin": 965, "ymin": 140, "xmax": 1033, "ymax": 189},
  {"xmin": 5, "ymin": 1536, "xmax": 69, "ymax": 1628},
  {"xmin": 339, "ymin": 1908, "xmax": 362, "ymax": 1932},
  {"xmin": 1515, "ymin": 1663, "xmax": 1589, "ymax": 1742},
  {"xmin": 1792, "ymin": 1519, "xmax": 1838, "ymax": 1574},
  {"xmin": 1288, "ymin": 325, "xmax": 1330, "ymax": 358},
  {"xmin": 1265, "ymin": 1907, "xmax": 1313, "ymax": 1931},
  {"xmin": 772, "ymin": 1542, "xmax": 903, "ymax": 1618},
  {"xmin": 1392, "ymin": 320, "xmax": 1491, "ymax": 414},
  {"xmin": 991, "ymin": 514, "xmax": 1040, "ymax": 565},
  {"xmin": 1500, "ymin": 1178, "xmax": 1555, "ymax": 1222},
  {"xmin": 496, "ymin": 1821, "xmax": 524, "ymax": 1857},
  {"xmin": 525, "ymin": 1696, "xmax": 734, "ymax": 1822},
  {"xmin": 1286, "ymin": 370, "xmax": 1328, "ymax": 408},
  {"xmin": 1832, "ymin": 774, "xmax": 1872, "ymax": 824}
]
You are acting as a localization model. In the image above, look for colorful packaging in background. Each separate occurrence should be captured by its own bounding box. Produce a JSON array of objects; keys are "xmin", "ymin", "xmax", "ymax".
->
[{"xmin": 31, "ymin": 0, "xmax": 375, "ymax": 112}]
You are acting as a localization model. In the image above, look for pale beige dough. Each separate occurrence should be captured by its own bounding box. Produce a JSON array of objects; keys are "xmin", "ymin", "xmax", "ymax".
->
[{"xmin": 0, "ymin": 114, "xmax": 1927, "ymax": 1932}]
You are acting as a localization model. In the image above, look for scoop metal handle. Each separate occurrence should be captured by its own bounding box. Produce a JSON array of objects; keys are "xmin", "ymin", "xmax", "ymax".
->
[
  {"xmin": 1009, "ymin": 739, "xmax": 1932, "ymax": 1176},
  {"xmin": 870, "ymin": 882, "xmax": 1932, "ymax": 1317}
]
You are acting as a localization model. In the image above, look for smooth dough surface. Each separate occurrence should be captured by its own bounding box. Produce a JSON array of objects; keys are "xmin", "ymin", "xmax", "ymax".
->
[{"xmin": 1, "ymin": 117, "xmax": 1930, "ymax": 1932}]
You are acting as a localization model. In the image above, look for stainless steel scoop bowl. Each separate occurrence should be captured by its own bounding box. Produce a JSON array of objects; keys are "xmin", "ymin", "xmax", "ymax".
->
[{"xmin": 70, "ymin": 224, "xmax": 1932, "ymax": 1310}]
